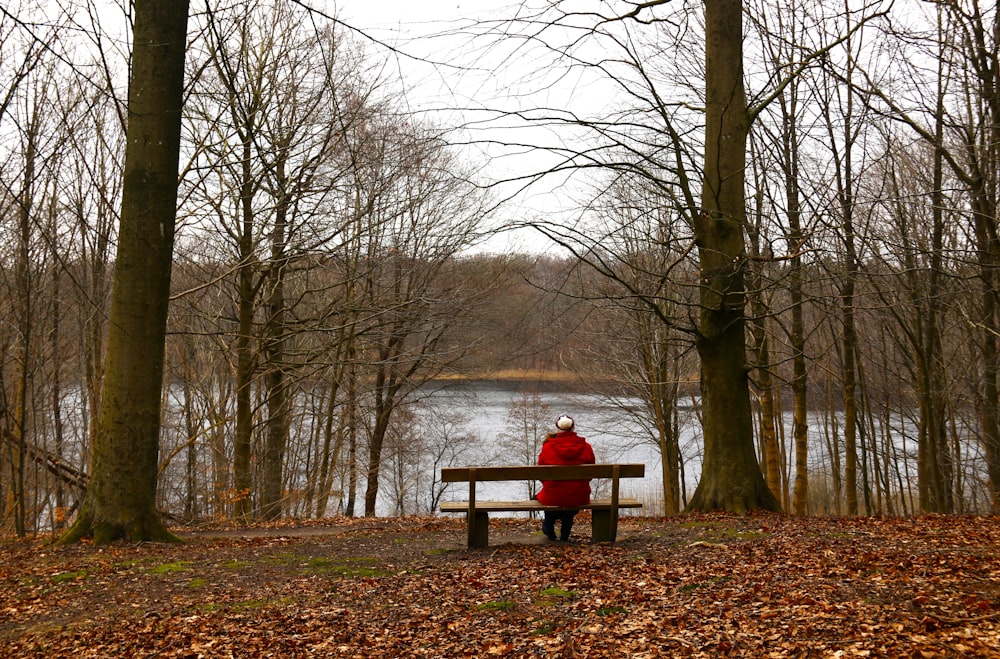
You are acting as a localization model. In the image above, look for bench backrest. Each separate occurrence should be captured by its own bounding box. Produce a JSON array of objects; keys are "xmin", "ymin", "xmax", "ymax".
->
[{"xmin": 441, "ymin": 464, "xmax": 645, "ymax": 483}]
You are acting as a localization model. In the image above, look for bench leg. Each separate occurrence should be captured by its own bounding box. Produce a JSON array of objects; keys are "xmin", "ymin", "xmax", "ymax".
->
[
  {"xmin": 591, "ymin": 510, "xmax": 617, "ymax": 543},
  {"xmin": 467, "ymin": 511, "xmax": 490, "ymax": 548}
]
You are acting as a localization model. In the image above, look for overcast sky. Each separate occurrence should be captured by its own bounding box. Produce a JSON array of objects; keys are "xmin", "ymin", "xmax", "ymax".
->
[
  {"xmin": 329, "ymin": 0, "xmax": 578, "ymax": 253},
  {"xmin": 333, "ymin": 0, "xmax": 533, "ymax": 110},
  {"xmin": 336, "ymin": 1, "xmax": 517, "ymax": 32},
  {"xmin": 79, "ymin": 0, "xmax": 556, "ymax": 251}
]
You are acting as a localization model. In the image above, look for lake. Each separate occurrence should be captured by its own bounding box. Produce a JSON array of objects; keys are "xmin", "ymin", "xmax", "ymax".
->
[{"xmin": 412, "ymin": 381, "xmax": 682, "ymax": 515}]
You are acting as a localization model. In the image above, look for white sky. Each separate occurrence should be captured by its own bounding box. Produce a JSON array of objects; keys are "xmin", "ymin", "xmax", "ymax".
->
[
  {"xmin": 77, "ymin": 0, "xmax": 604, "ymax": 254},
  {"xmin": 330, "ymin": 0, "xmax": 531, "ymax": 113},
  {"xmin": 336, "ymin": 0, "xmax": 513, "ymax": 27},
  {"xmin": 329, "ymin": 1, "xmax": 603, "ymax": 254}
]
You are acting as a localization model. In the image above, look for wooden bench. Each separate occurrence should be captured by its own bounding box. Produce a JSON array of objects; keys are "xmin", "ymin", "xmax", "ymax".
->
[{"xmin": 439, "ymin": 464, "xmax": 644, "ymax": 548}]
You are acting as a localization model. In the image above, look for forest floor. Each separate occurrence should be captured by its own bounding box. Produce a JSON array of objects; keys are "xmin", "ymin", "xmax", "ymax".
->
[{"xmin": 1, "ymin": 513, "xmax": 999, "ymax": 657}]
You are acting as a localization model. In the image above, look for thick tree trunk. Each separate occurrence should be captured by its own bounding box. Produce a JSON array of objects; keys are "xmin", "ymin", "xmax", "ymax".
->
[
  {"xmin": 59, "ymin": 0, "xmax": 189, "ymax": 545},
  {"xmin": 686, "ymin": 0, "xmax": 780, "ymax": 514}
]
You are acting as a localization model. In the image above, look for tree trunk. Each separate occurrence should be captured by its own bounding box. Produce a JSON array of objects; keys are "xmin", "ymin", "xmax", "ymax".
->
[
  {"xmin": 209, "ymin": 378, "xmax": 231, "ymax": 518},
  {"xmin": 755, "ymin": 332, "xmax": 783, "ymax": 505},
  {"xmin": 686, "ymin": 0, "xmax": 780, "ymax": 513},
  {"xmin": 824, "ymin": 34, "xmax": 862, "ymax": 515},
  {"xmin": 364, "ymin": 361, "xmax": 400, "ymax": 517},
  {"xmin": 49, "ymin": 220, "xmax": 67, "ymax": 530},
  {"xmin": 59, "ymin": 0, "xmax": 188, "ymax": 544},
  {"xmin": 744, "ymin": 186, "xmax": 782, "ymax": 507},
  {"xmin": 80, "ymin": 191, "xmax": 111, "ymax": 488},
  {"xmin": 11, "ymin": 114, "xmax": 36, "ymax": 537},
  {"xmin": 972, "ymin": 192, "xmax": 1000, "ymax": 513},
  {"xmin": 232, "ymin": 127, "xmax": 257, "ymax": 521},
  {"xmin": 653, "ymin": 362, "xmax": 682, "ymax": 516},
  {"xmin": 183, "ymin": 359, "xmax": 197, "ymax": 519},
  {"xmin": 314, "ymin": 382, "xmax": 343, "ymax": 518},
  {"xmin": 899, "ymin": 97, "xmax": 952, "ymax": 513},
  {"xmin": 782, "ymin": 97, "xmax": 809, "ymax": 517},
  {"xmin": 260, "ymin": 156, "xmax": 290, "ymax": 521},
  {"xmin": 842, "ymin": 300, "xmax": 859, "ymax": 516},
  {"xmin": 345, "ymin": 356, "xmax": 359, "ymax": 517},
  {"xmin": 790, "ymin": 295, "xmax": 809, "ymax": 516}
]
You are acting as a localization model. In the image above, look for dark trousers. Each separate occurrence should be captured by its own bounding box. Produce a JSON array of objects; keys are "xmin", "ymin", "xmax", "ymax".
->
[{"xmin": 542, "ymin": 509, "xmax": 578, "ymax": 541}]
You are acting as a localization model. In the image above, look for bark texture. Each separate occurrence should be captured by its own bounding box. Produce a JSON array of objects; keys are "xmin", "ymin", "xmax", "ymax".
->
[
  {"xmin": 59, "ymin": 0, "xmax": 189, "ymax": 544},
  {"xmin": 687, "ymin": 0, "xmax": 781, "ymax": 513}
]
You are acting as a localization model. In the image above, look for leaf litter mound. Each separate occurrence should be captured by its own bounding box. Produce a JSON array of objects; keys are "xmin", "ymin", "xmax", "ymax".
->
[{"xmin": 1, "ymin": 513, "xmax": 999, "ymax": 657}]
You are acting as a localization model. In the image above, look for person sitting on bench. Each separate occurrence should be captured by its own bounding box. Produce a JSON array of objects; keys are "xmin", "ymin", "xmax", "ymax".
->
[{"xmin": 535, "ymin": 415, "xmax": 596, "ymax": 542}]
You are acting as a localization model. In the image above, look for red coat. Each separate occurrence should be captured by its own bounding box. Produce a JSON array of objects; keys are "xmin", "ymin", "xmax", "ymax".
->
[{"xmin": 536, "ymin": 431, "xmax": 596, "ymax": 507}]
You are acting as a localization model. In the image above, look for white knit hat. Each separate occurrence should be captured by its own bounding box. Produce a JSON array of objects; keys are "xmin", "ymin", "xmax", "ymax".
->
[{"xmin": 555, "ymin": 415, "xmax": 575, "ymax": 431}]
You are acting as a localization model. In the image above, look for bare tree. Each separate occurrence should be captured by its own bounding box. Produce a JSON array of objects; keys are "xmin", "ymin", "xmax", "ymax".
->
[
  {"xmin": 60, "ymin": 0, "xmax": 189, "ymax": 544},
  {"xmin": 849, "ymin": 0, "xmax": 1000, "ymax": 510},
  {"xmin": 747, "ymin": 0, "xmax": 818, "ymax": 514},
  {"xmin": 546, "ymin": 176, "xmax": 696, "ymax": 514},
  {"xmin": 356, "ymin": 123, "xmax": 491, "ymax": 516},
  {"xmin": 495, "ymin": 389, "xmax": 552, "ymax": 499},
  {"xmin": 416, "ymin": 408, "xmax": 479, "ymax": 514},
  {"xmin": 183, "ymin": 0, "xmax": 371, "ymax": 519},
  {"xmin": 681, "ymin": 0, "xmax": 779, "ymax": 512},
  {"xmin": 450, "ymin": 0, "xmax": 885, "ymax": 513}
]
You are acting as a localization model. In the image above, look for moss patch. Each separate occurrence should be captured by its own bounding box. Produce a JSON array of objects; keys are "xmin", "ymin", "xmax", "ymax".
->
[
  {"xmin": 50, "ymin": 569, "xmax": 90, "ymax": 583},
  {"xmin": 149, "ymin": 561, "xmax": 191, "ymax": 575},
  {"xmin": 303, "ymin": 556, "xmax": 387, "ymax": 578}
]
